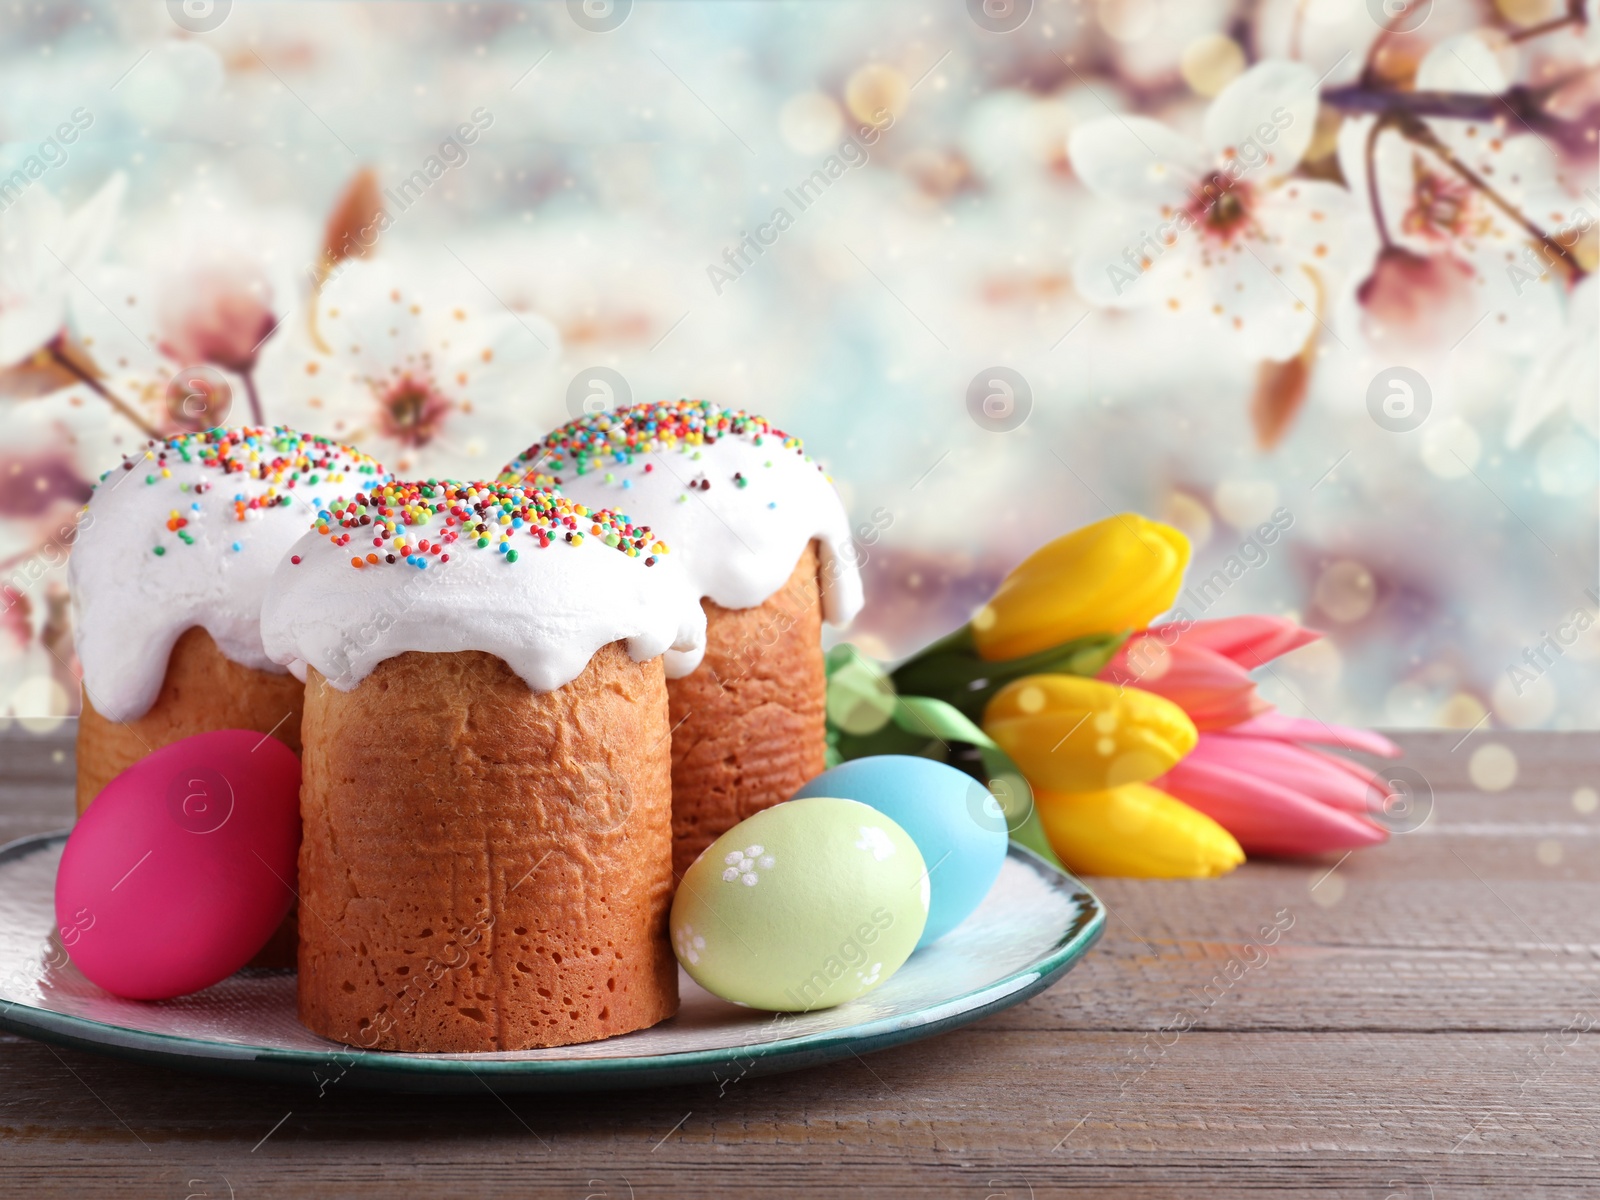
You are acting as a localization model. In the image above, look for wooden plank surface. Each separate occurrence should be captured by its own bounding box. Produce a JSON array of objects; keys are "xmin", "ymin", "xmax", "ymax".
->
[{"xmin": 1, "ymin": 727, "xmax": 1597, "ymax": 1196}]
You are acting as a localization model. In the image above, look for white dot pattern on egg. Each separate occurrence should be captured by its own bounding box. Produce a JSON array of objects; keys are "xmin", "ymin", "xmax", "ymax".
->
[
  {"xmin": 673, "ymin": 924, "xmax": 707, "ymax": 965},
  {"xmin": 669, "ymin": 797, "xmax": 928, "ymax": 1012},
  {"xmin": 855, "ymin": 826, "xmax": 896, "ymax": 861},
  {"xmin": 721, "ymin": 844, "xmax": 776, "ymax": 886},
  {"xmin": 790, "ymin": 755, "xmax": 1010, "ymax": 950}
]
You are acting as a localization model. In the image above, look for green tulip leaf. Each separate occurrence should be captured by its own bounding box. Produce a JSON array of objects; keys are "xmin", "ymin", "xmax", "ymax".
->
[
  {"xmin": 832, "ymin": 719, "xmax": 929, "ymax": 762},
  {"xmin": 889, "ymin": 624, "xmax": 1130, "ymax": 720},
  {"xmin": 891, "ymin": 694, "xmax": 998, "ymax": 749},
  {"xmin": 823, "ymin": 665, "xmax": 1065, "ymax": 869},
  {"xmin": 824, "ymin": 642, "xmax": 865, "ymax": 674},
  {"xmin": 826, "ymin": 661, "xmax": 897, "ymax": 736},
  {"xmin": 1003, "ymin": 805, "xmax": 1061, "ymax": 866}
]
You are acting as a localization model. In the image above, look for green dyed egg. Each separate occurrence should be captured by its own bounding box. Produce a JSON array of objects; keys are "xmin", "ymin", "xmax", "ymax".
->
[{"xmin": 670, "ymin": 797, "xmax": 928, "ymax": 1012}]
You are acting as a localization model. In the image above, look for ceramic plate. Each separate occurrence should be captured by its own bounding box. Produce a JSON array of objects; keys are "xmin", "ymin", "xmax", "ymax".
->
[{"xmin": 0, "ymin": 832, "xmax": 1102, "ymax": 1092}]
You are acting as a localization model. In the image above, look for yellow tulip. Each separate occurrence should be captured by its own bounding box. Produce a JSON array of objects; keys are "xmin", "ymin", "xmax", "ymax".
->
[
  {"xmin": 1035, "ymin": 783, "xmax": 1244, "ymax": 878},
  {"xmin": 971, "ymin": 514, "xmax": 1190, "ymax": 661},
  {"xmin": 983, "ymin": 674, "xmax": 1197, "ymax": 793}
]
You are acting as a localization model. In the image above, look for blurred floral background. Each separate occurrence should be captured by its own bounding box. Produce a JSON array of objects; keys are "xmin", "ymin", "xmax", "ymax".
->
[{"xmin": 0, "ymin": 0, "xmax": 1595, "ymax": 734}]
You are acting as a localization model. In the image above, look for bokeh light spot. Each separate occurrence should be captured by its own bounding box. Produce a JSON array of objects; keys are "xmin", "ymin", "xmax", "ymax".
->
[
  {"xmin": 1468, "ymin": 742, "xmax": 1518, "ymax": 792},
  {"xmin": 1313, "ymin": 560, "xmax": 1376, "ymax": 623}
]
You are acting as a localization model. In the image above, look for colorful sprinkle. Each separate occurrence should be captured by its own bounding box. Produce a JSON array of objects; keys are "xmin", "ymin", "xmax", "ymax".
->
[
  {"xmin": 498, "ymin": 399, "xmax": 806, "ymax": 489},
  {"xmin": 296, "ymin": 480, "xmax": 668, "ymax": 571},
  {"xmin": 110, "ymin": 427, "xmax": 387, "ymax": 559}
]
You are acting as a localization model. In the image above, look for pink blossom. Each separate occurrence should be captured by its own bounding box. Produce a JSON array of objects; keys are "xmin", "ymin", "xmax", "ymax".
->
[
  {"xmin": 1067, "ymin": 61, "xmax": 1355, "ymax": 361},
  {"xmin": 155, "ymin": 260, "xmax": 277, "ymax": 374},
  {"xmin": 373, "ymin": 367, "xmax": 454, "ymax": 448},
  {"xmin": 1354, "ymin": 246, "xmax": 1478, "ymax": 350},
  {"xmin": 0, "ymin": 175, "xmax": 125, "ymax": 368},
  {"xmin": 0, "ymin": 586, "xmax": 30, "ymax": 653},
  {"xmin": 1336, "ymin": 35, "xmax": 1581, "ymax": 355},
  {"xmin": 0, "ymin": 450, "xmax": 91, "ymax": 519}
]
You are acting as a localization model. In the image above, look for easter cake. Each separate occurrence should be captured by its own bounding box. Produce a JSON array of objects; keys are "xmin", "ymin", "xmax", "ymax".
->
[
  {"xmin": 500, "ymin": 400, "xmax": 863, "ymax": 877},
  {"xmin": 69, "ymin": 427, "xmax": 388, "ymax": 968},
  {"xmin": 261, "ymin": 480, "xmax": 706, "ymax": 1051},
  {"xmin": 68, "ymin": 426, "xmax": 389, "ymax": 815}
]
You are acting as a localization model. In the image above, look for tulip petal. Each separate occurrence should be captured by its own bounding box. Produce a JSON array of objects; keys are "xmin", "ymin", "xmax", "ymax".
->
[
  {"xmin": 1102, "ymin": 640, "xmax": 1268, "ymax": 731},
  {"xmin": 973, "ymin": 514, "xmax": 1190, "ymax": 662},
  {"xmin": 985, "ymin": 674, "xmax": 1198, "ymax": 793},
  {"xmin": 1310, "ymin": 748, "xmax": 1401, "ymax": 793},
  {"xmin": 1153, "ymin": 614, "xmax": 1323, "ymax": 668},
  {"xmin": 1222, "ymin": 712, "xmax": 1402, "ymax": 759},
  {"xmin": 1035, "ymin": 784, "xmax": 1244, "ymax": 878},
  {"xmin": 1186, "ymin": 734, "xmax": 1383, "ymax": 814},
  {"xmin": 1160, "ymin": 757, "xmax": 1388, "ymax": 857}
]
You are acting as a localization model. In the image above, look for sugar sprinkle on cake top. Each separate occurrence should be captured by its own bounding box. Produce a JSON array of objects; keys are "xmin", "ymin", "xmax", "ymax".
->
[
  {"xmin": 499, "ymin": 399, "xmax": 863, "ymax": 679},
  {"xmin": 99, "ymin": 426, "xmax": 388, "ymax": 559},
  {"xmin": 294, "ymin": 479, "xmax": 670, "ymax": 571},
  {"xmin": 499, "ymin": 399, "xmax": 815, "ymax": 492},
  {"xmin": 262, "ymin": 475, "xmax": 705, "ymax": 697},
  {"xmin": 71, "ymin": 426, "xmax": 391, "ymax": 723}
]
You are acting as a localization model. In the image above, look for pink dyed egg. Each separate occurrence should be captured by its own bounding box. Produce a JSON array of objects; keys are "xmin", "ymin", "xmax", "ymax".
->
[{"xmin": 55, "ymin": 729, "xmax": 301, "ymax": 1000}]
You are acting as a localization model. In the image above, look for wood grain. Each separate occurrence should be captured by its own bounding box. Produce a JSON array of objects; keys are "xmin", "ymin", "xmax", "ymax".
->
[{"xmin": 3, "ymin": 727, "xmax": 1598, "ymax": 1196}]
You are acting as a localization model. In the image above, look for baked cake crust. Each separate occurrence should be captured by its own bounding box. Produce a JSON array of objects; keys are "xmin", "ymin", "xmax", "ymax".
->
[
  {"xmin": 666, "ymin": 541, "xmax": 827, "ymax": 878},
  {"xmin": 75, "ymin": 624, "xmax": 305, "ymax": 816},
  {"xmin": 296, "ymin": 641, "xmax": 678, "ymax": 1052},
  {"xmin": 75, "ymin": 625, "xmax": 306, "ymax": 966}
]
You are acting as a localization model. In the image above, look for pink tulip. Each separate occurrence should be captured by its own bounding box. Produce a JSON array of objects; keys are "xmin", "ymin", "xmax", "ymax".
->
[
  {"xmin": 1101, "ymin": 615, "xmax": 1317, "ymax": 731},
  {"xmin": 1162, "ymin": 614, "xmax": 1320, "ymax": 666},
  {"xmin": 1103, "ymin": 639, "xmax": 1262, "ymax": 731},
  {"xmin": 1113, "ymin": 615, "xmax": 1401, "ymax": 859},
  {"xmin": 1184, "ymin": 735, "xmax": 1380, "ymax": 814},
  {"xmin": 1218, "ymin": 712, "xmax": 1401, "ymax": 761},
  {"xmin": 1158, "ymin": 747, "xmax": 1388, "ymax": 858}
]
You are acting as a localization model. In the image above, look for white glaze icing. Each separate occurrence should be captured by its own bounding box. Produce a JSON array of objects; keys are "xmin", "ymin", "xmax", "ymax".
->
[
  {"xmin": 68, "ymin": 427, "xmax": 390, "ymax": 722},
  {"xmin": 259, "ymin": 480, "xmax": 706, "ymax": 694},
  {"xmin": 499, "ymin": 400, "xmax": 863, "ymax": 677}
]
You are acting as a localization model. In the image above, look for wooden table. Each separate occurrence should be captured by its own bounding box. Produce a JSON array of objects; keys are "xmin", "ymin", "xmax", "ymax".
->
[{"xmin": 2, "ymin": 728, "xmax": 1596, "ymax": 1197}]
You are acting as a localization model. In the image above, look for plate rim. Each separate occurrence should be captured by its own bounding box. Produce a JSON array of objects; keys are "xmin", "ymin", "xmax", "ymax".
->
[{"xmin": 0, "ymin": 830, "xmax": 1104, "ymax": 1091}]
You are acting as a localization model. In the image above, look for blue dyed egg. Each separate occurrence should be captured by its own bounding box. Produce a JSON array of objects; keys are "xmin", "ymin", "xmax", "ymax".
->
[{"xmin": 792, "ymin": 755, "xmax": 1007, "ymax": 946}]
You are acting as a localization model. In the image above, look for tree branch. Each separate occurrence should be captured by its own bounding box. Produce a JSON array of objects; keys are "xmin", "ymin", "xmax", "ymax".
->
[
  {"xmin": 1393, "ymin": 112, "xmax": 1585, "ymax": 274},
  {"xmin": 45, "ymin": 336, "xmax": 161, "ymax": 440}
]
